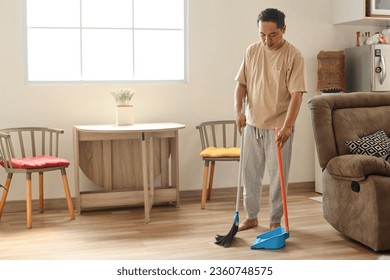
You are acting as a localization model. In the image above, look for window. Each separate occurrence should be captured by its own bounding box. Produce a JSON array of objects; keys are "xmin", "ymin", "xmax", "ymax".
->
[{"xmin": 25, "ymin": 0, "xmax": 186, "ymax": 83}]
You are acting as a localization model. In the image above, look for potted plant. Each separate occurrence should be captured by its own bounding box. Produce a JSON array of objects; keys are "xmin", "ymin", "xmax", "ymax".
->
[{"xmin": 111, "ymin": 89, "xmax": 136, "ymax": 125}]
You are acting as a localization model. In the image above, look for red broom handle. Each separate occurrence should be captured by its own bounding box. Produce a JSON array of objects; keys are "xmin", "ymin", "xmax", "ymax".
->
[{"xmin": 276, "ymin": 128, "xmax": 289, "ymax": 233}]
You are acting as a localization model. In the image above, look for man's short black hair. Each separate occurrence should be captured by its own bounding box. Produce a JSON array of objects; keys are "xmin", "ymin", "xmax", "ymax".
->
[{"xmin": 257, "ymin": 8, "xmax": 286, "ymax": 29}]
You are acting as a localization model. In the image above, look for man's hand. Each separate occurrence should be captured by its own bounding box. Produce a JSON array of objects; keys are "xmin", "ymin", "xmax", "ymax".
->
[
  {"xmin": 275, "ymin": 126, "xmax": 292, "ymax": 148},
  {"xmin": 237, "ymin": 113, "xmax": 246, "ymax": 135}
]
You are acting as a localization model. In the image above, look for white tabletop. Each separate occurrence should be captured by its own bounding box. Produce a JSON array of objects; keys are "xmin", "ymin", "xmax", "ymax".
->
[{"xmin": 74, "ymin": 123, "xmax": 186, "ymax": 133}]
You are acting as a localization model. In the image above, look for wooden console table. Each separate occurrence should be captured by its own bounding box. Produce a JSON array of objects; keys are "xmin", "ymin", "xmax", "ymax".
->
[{"xmin": 73, "ymin": 123, "xmax": 185, "ymax": 223}]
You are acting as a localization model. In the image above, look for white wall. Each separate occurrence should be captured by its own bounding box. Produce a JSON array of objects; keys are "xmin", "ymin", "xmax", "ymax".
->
[{"xmin": 0, "ymin": 0, "xmax": 383, "ymax": 201}]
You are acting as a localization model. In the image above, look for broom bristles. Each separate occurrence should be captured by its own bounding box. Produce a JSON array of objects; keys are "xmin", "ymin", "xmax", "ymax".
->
[
  {"xmin": 215, "ymin": 224, "xmax": 238, "ymax": 248},
  {"xmin": 215, "ymin": 211, "xmax": 239, "ymax": 248}
]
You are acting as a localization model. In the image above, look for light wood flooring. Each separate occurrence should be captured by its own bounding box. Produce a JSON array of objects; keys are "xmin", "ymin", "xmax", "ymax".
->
[{"xmin": 1, "ymin": 185, "xmax": 389, "ymax": 260}]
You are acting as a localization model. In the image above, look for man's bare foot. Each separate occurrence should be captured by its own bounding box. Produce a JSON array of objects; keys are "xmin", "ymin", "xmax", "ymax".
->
[
  {"xmin": 270, "ymin": 223, "xmax": 281, "ymax": 230},
  {"xmin": 238, "ymin": 218, "xmax": 258, "ymax": 231}
]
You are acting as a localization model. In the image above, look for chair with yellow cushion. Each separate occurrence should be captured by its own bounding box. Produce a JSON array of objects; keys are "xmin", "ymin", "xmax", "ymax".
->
[
  {"xmin": 196, "ymin": 120, "xmax": 240, "ymax": 209},
  {"xmin": 0, "ymin": 127, "xmax": 75, "ymax": 228}
]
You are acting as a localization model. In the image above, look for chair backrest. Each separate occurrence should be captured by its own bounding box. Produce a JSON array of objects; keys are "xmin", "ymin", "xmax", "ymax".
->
[
  {"xmin": 196, "ymin": 120, "xmax": 239, "ymax": 150},
  {"xmin": 308, "ymin": 92, "xmax": 390, "ymax": 169},
  {"xmin": 0, "ymin": 127, "xmax": 64, "ymax": 172}
]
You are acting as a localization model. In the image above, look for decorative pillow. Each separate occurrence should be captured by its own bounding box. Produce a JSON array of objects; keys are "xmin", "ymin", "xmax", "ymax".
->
[
  {"xmin": 200, "ymin": 147, "xmax": 240, "ymax": 158},
  {"xmin": 345, "ymin": 130, "xmax": 390, "ymax": 157}
]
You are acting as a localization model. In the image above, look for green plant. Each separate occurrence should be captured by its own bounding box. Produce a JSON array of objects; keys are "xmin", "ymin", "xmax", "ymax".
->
[{"xmin": 111, "ymin": 89, "xmax": 135, "ymax": 106}]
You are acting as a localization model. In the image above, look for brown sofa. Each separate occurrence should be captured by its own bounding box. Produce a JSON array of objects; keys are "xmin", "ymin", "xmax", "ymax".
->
[{"xmin": 308, "ymin": 92, "xmax": 390, "ymax": 251}]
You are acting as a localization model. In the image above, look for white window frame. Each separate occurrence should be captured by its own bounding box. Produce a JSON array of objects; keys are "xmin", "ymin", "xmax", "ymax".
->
[{"xmin": 24, "ymin": 0, "xmax": 188, "ymax": 84}]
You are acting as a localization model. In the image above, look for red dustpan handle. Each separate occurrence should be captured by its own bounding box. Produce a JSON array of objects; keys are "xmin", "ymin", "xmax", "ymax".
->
[{"xmin": 276, "ymin": 128, "xmax": 289, "ymax": 233}]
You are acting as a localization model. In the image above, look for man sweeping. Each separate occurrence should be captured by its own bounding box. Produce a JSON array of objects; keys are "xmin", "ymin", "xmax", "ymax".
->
[{"xmin": 234, "ymin": 8, "xmax": 307, "ymax": 232}]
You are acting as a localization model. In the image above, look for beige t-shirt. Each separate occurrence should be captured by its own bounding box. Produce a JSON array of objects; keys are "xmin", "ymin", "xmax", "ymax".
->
[{"xmin": 235, "ymin": 40, "xmax": 307, "ymax": 129}]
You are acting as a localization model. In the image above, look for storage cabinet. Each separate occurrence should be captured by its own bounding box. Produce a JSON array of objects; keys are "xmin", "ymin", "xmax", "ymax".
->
[{"xmin": 332, "ymin": 0, "xmax": 390, "ymax": 26}]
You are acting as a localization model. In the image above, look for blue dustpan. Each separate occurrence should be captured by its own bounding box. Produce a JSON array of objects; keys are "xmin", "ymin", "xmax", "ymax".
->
[{"xmin": 251, "ymin": 227, "xmax": 290, "ymax": 249}]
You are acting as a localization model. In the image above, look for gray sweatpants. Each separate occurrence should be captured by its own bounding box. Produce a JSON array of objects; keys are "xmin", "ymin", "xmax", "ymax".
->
[{"xmin": 242, "ymin": 125, "xmax": 293, "ymax": 224}]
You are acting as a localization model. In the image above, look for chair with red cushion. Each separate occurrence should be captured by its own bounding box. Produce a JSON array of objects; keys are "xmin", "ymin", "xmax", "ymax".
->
[
  {"xmin": 196, "ymin": 120, "xmax": 241, "ymax": 209},
  {"xmin": 0, "ymin": 127, "xmax": 75, "ymax": 228}
]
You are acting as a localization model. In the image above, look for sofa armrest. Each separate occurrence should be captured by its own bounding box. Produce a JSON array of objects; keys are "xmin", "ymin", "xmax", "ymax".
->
[{"xmin": 327, "ymin": 154, "xmax": 390, "ymax": 181}]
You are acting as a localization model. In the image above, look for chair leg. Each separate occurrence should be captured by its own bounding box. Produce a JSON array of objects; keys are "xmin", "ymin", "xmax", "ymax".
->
[
  {"xmin": 0, "ymin": 173, "xmax": 13, "ymax": 219},
  {"xmin": 207, "ymin": 161, "xmax": 215, "ymax": 201},
  {"xmin": 26, "ymin": 173, "xmax": 33, "ymax": 229},
  {"xmin": 61, "ymin": 169, "xmax": 75, "ymax": 220},
  {"xmin": 39, "ymin": 172, "xmax": 44, "ymax": 213},
  {"xmin": 201, "ymin": 161, "xmax": 209, "ymax": 209}
]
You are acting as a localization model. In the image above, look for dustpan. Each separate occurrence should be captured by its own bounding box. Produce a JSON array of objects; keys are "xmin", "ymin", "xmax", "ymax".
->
[
  {"xmin": 251, "ymin": 128, "xmax": 290, "ymax": 250},
  {"xmin": 251, "ymin": 227, "xmax": 289, "ymax": 249}
]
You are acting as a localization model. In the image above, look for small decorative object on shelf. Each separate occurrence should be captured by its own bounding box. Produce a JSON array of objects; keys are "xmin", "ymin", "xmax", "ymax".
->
[
  {"xmin": 111, "ymin": 89, "xmax": 135, "ymax": 125},
  {"xmin": 317, "ymin": 51, "xmax": 345, "ymax": 93}
]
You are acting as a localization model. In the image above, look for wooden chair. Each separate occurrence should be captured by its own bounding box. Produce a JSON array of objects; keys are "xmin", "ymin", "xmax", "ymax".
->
[
  {"xmin": 196, "ymin": 120, "xmax": 240, "ymax": 209},
  {"xmin": 0, "ymin": 127, "xmax": 75, "ymax": 228}
]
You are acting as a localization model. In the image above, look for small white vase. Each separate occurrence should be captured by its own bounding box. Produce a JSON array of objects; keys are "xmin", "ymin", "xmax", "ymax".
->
[{"xmin": 116, "ymin": 105, "xmax": 134, "ymax": 126}]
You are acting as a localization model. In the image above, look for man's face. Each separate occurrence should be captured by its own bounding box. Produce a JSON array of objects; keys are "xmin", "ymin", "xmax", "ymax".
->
[{"xmin": 259, "ymin": 21, "xmax": 286, "ymax": 50}]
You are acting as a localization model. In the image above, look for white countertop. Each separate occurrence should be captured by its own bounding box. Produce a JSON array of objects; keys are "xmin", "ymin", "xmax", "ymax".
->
[{"xmin": 74, "ymin": 123, "xmax": 186, "ymax": 132}]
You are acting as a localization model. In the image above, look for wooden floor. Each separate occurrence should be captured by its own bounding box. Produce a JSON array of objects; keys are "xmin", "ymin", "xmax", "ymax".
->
[{"xmin": 1, "ymin": 185, "xmax": 389, "ymax": 260}]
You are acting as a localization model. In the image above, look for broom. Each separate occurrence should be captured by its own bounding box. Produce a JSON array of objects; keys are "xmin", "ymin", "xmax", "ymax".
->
[{"xmin": 215, "ymin": 97, "xmax": 246, "ymax": 248}]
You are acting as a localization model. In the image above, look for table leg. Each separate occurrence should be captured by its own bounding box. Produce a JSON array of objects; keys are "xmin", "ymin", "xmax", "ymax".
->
[
  {"xmin": 171, "ymin": 130, "xmax": 180, "ymax": 207},
  {"xmin": 141, "ymin": 132, "xmax": 149, "ymax": 223},
  {"xmin": 148, "ymin": 135, "xmax": 155, "ymax": 209},
  {"xmin": 73, "ymin": 129, "xmax": 81, "ymax": 213}
]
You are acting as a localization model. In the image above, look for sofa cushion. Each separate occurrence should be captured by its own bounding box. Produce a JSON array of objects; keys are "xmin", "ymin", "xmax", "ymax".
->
[
  {"xmin": 345, "ymin": 129, "xmax": 390, "ymax": 157},
  {"xmin": 308, "ymin": 92, "xmax": 390, "ymax": 168},
  {"xmin": 327, "ymin": 154, "xmax": 390, "ymax": 181}
]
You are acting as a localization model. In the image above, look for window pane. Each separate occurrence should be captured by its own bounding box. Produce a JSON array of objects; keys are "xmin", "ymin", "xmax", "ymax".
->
[
  {"xmin": 82, "ymin": 0, "xmax": 133, "ymax": 28},
  {"xmin": 27, "ymin": 29, "xmax": 81, "ymax": 81},
  {"xmin": 25, "ymin": 0, "xmax": 186, "ymax": 82},
  {"xmin": 134, "ymin": 30, "xmax": 184, "ymax": 80},
  {"xmin": 134, "ymin": 0, "xmax": 184, "ymax": 29},
  {"xmin": 82, "ymin": 29, "xmax": 133, "ymax": 80},
  {"xmin": 26, "ymin": 0, "xmax": 80, "ymax": 27}
]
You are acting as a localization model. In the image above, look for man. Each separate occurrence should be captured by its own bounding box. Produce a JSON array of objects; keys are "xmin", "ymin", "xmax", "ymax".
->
[{"xmin": 234, "ymin": 8, "xmax": 307, "ymax": 231}]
